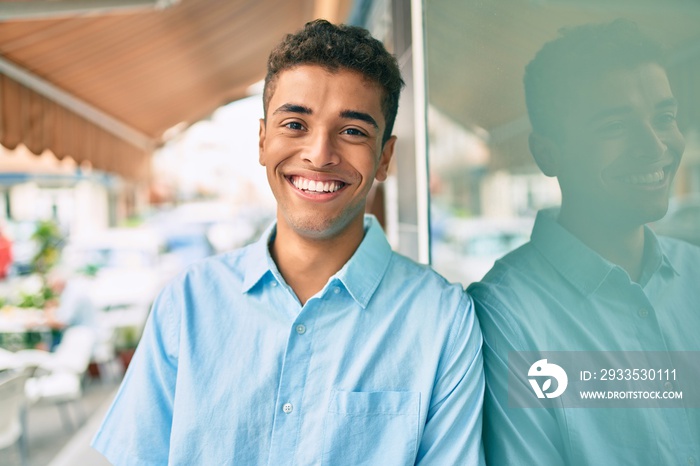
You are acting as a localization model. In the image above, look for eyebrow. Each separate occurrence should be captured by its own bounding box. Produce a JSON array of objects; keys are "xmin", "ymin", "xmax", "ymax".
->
[
  {"xmin": 340, "ymin": 110, "xmax": 378, "ymax": 129},
  {"xmin": 656, "ymin": 98, "xmax": 678, "ymax": 110},
  {"xmin": 273, "ymin": 103, "xmax": 312, "ymax": 115},
  {"xmin": 588, "ymin": 98, "xmax": 679, "ymax": 124},
  {"xmin": 272, "ymin": 104, "xmax": 379, "ymax": 129}
]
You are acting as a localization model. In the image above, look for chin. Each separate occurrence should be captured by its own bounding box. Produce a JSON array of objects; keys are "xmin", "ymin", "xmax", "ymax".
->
[
  {"xmin": 285, "ymin": 215, "xmax": 350, "ymax": 240},
  {"xmin": 623, "ymin": 203, "xmax": 670, "ymax": 226}
]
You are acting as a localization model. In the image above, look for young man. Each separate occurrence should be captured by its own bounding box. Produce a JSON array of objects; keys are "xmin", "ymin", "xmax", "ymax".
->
[
  {"xmin": 93, "ymin": 20, "xmax": 484, "ymax": 465},
  {"xmin": 469, "ymin": 20, "xmax": 700, "ymax": 465}
]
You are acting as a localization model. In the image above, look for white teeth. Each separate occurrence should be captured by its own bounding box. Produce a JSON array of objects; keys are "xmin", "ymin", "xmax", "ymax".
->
[
  {"xmin": 290, "ymin": 176, "xmax": 343, "ymax": 193},
  {"xmin": 621, "ymin": 169, "xmax": 664, "ymax": 185}
]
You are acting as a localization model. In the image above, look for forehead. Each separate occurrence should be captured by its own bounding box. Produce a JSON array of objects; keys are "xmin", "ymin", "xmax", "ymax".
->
[
  {"xmin": 567, "ymin": 63, "xmax": 674, "ymax": 120},
  {"xmin": 266, "ymin": 65, "xmax": 385, "ymax": 120}
]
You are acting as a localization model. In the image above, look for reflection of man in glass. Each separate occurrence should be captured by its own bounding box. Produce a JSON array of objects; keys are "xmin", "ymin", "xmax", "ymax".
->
[
  {"xmin": 469, "ymin": 19, "xmax": 700, "ymax": 465},
  {"xmin": 92, "ymin": 20, "xmax": 484, "ymax": 465}
]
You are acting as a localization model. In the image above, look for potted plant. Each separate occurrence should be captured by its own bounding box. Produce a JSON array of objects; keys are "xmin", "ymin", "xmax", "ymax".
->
[{"xmin": 114, "ymin": 325, "xmax": 141, "ymax": 370}]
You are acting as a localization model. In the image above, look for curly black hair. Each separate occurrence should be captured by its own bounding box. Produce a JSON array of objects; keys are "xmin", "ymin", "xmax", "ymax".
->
[
  {"xmin": 264, "ymin": 19, "xmax": 404, "ymax": 145},
  {"xmin": 524, "ymin": 19, "xmax": 666, "ymax": 141}
]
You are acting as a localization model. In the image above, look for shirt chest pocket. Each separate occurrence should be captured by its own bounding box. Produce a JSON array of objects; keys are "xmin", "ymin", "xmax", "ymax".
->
[{"xmin": 322, "ymin": 390, "xmax": 421, "ymax": 466}]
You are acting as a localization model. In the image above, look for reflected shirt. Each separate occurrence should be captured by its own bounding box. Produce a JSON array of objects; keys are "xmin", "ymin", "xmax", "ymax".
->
[
  {"xmin": 92, "ymin": 215, "xmax": 485, "ymax": 466},
  {"xmin": 469, "ymin": 208, "xmax": 700, "ymax": 466}
]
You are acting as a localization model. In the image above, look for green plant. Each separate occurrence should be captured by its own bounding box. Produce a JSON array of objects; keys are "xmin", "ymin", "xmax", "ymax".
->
[
  {"xmin": 115, "ymin": 325, "xmax": 141, "ymax": 350},
  {"xmin": 16, "ymin": 285, "xmax": 55, "ymax": 309},
  {"xmin": 30, "ymin": 220, "xmax": 64, "ymax": 275}
]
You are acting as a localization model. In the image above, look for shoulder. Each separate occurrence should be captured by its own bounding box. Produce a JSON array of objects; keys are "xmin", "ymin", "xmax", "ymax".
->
[
  {"xmin": 149, "ymin": 245, "xmax": 254, "ymax": 323},
  {"xmin": 388, "ymin": 250, "xmax": 467, "ymax": 304},
  {"xmin": 467, "ymin": 242, "xmax": 553, "ymax": 349},
  {"xmin": 468, "ymin": 242, "xmax": 548, "ymax": 308},
  {"xmin": 382, "ymin": 252, "xmax": 475, "ymax": 344},
  {"xmin": 163, "ymin": 245, "xmax": 252, "ymax": 295}
]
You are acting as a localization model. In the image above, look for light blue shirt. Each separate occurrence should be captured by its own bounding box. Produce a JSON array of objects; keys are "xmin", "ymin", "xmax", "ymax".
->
[
  {"xmin": 92, "ymin": 216, "xmax": 484, "ymax": 465},
  {"xmin": 468, "ymin": 208, "xmax": 700, "ymax": 466}
]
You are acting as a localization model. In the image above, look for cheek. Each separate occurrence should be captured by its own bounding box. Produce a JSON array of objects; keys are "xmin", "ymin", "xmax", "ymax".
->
[
  {"xmin": 570, "ymin": 138, "xmax": 625, "ymax": 174},
  {"xmin": 264, "ymin": 139, "xmax": 296, "ymax": 167},
  {"xmin": 344, "ymin": 147, "xmax": 379, "ymax": 175}
]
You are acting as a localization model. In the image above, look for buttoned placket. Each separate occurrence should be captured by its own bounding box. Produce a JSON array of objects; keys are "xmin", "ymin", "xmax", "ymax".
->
[
  {"xmin": 622, "ymin": 272, "xmax": 697, "ymax": 464},
  {"xmin": 267, "ymin": 280, "xmax": 321, "ymax": 466}
]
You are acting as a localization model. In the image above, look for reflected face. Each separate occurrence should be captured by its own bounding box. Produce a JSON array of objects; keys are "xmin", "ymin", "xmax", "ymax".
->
[
  {"xmin": 259, "ymin": 65, "xmax": 394, "ymax": 240},
  {"xmin": 555, "ymin": 63, "xmax": 685, "ymax": 226}
]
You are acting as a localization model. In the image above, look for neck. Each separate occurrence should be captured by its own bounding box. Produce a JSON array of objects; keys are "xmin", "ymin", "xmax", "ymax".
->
[
  {"xmin": 270, "ymin": 216, "xmax": 365, "ymax": 305},
  {"xmin": 558, "ymin": 204, "xmax": 646, "ymax": 282}
]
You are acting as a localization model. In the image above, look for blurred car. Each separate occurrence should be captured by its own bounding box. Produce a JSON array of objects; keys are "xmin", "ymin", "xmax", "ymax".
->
[
  {"xmin": 653, "ymin": 196, "xmax": 700, "ymax": 247},
  {"xmin": 431, "ymin": 216, "xmax": 534, "ymax": 286}
]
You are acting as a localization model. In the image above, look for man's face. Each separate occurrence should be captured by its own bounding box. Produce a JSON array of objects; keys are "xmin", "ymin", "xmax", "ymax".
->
[
  {"xmin": 553, "ymin": 62, "xmax": 685, "ymax": 227},
  {"xmin": 259, "ymin": 65, "xmax": 395, "ymax": 240}
]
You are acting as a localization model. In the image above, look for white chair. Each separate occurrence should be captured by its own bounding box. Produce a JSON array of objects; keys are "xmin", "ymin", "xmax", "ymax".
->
[
  {"xmin": 91, "ymin": 320, "xmax": 120, "ymax": 383},
  {"xmin": 17, "ymin": 326, "xmax": 96, "ymax": 431},
  {"xmin": 0, "ymin": 370, "xmax": 30, "ymax": 466},
  {"xmin": 0, "ymin": 348, "xmax": 22, "ymax": 371}
]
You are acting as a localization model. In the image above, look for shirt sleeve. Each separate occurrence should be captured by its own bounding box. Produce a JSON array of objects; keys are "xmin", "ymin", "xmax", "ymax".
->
[
  {"xmin": 416, "ymin": 293, "xmax": 486, "ymax": 465},
  {"xmin": 91, "ymin": 284, "xmax": 180, "ymax": 466},
  {"xmin": 470, "ymin": 286, "xmax": 567, "ymax": 466}
]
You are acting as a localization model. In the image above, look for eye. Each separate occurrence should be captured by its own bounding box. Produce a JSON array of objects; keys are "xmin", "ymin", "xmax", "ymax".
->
[
  {"xmin": 654, "ymin": 112, "xmax": 678, "ymax": 128},
  {"xmin": 341, "ymin": 127, "xmax": 368, "ymax": 137},
  {"xmin": 597, "ymin": 120, "xmax": 626, "ymax": 138},
  {"xmin": 284, "ymin": 121, "xmax": 305, "ymax": 131}
]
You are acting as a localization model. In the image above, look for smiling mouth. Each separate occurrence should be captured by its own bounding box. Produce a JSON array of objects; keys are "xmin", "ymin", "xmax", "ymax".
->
[
  {"xmin": 617, "ymin": 160, "xmax": 674, "ymax": 188},
  {"xmin": 288, "ymin": 175, "xmax": 346, "ymax": 194},
  {"xmin": 619, "ymin": 169, "xmax": 664, "ymax": 185}
]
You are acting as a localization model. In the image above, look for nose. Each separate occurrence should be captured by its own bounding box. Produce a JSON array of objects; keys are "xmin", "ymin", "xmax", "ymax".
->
[
  {"xmin": 633, "ymin": 122, "xmax": 667, "ymax": 159},
  {"xmin": 302, "ymin": 130, "xmax": 340, "ymax": 168}
]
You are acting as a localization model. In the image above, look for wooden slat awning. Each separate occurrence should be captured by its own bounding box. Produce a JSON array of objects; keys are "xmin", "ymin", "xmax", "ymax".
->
[
  {"xmin": 0, "ymin": 72, "xmax": 150, "ymax": 179},
  {"xmin": 0, "ymin": 0, "xmax": 352, "ymax": 180}
]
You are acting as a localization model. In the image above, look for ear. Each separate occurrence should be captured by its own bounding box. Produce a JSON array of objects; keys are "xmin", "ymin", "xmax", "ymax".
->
[
  {"xmin": 528, "ymin": 132, "xmax": 560, "ymax": 177},
  {"xmin": 258, "ymin": 118, "xmax": 267, "ymax": 166},
  {"xmin": 375, "ymin": 135, "xmax": 396, "ymax": 182}
]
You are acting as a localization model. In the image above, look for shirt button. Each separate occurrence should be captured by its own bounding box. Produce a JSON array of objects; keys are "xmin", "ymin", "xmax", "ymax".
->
[
  {"xmin": 638, "ymin": 308, "xmax": 649, "ymax": 318},
  {"xmin": 282, "ymin": 402, "xmax": 293, "ymax": 414},
  {"xmin": 333, "ymin": 286, "xmax": 340, "ymax": 294},
  {"xmin": 688, "ymin": 457, "xmax": 695, "ymax": 465},
  {"xmin": 271, "ymin": 281, "xmax": 278, "ymax": 287},
  {"xmin": 665, "ymin": 381, "xmax": 673, "ymax": 391},
  {"xmin": 295, "ymin": 324, "xmax": 306, "ymax": 335}
]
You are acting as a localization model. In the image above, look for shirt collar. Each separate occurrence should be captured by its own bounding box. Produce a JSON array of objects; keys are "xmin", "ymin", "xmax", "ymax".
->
[
  {"xmin": 531, "ymin": 208, "xmax": 613, "ymax": 296},
  {"xmin": 241, "ymin": 215, "xmax": 393, "ymax": 308},
  {"xmin": 531, "ymin": 208, "xmax": 677, "ymax": 294},
  {"xmin": 334, "ymin": 215, "xmax": 392, "ymax": 309},
  {"xmin": 241, "ymin": 222, "xmax": 277, "ymax": 293},
  {"xmin": 638, "ymin": 227, "xmax": 678, "ymax": 285}
]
